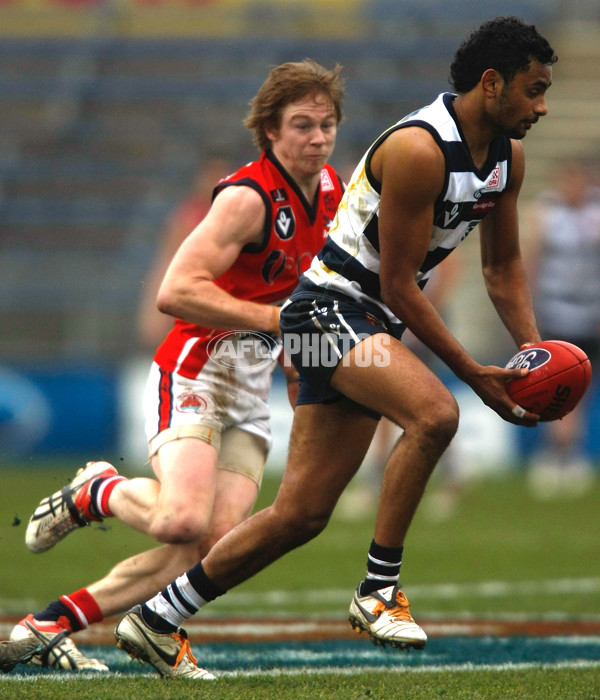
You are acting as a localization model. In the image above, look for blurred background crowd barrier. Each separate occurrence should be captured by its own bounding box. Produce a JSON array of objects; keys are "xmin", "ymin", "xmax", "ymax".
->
[{"xmin": 1, "ymin": 0, "xmax": 599, "ymax": 470}]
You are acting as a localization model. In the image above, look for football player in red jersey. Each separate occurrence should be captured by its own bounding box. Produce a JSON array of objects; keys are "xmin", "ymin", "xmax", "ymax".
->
[{"xmin": 7, "ymin": 60, "xmax": 345, "ymax": 675}]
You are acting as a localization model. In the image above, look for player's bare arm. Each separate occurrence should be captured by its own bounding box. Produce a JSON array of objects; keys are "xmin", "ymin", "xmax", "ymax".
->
[
  {"xmin": 480, "ymin": 140, "xmax": 541, "ymax": 348},
  {"xmin": 375, "ymin": 129, "xmax": 532, "ymax": 424},
  {"xmin": 157, "ymin": 185, "xmax": 280, "ymax": 334},
  {"xmin": 375, "ymin": 129, "xmax": 478, "ymax": 376}
]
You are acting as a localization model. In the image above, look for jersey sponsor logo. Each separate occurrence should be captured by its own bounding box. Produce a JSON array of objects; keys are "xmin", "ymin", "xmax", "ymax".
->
[
  {"xmin": 320, "ymin": 168, "xmax": 335, "ymax": 192},
  {"xmin": 322, "ymin": 192, "xmax": 338, "ymax": 215},
  {"xmin": 262, "ymin": 249, "xmax": 286, "ymax": 284},
  {"xmin": 275, "ymin": 206, "xmax": 295, "ymax": 240},
  {"xmin": 297, "ymin": 251, "xmax": 314, "ymax": 275},
  {"xmin": 262, "ymin": 249, "xmax": 315, "ymax": 284},
  {"xmin": 472, "ymin": 197, "xmax": 496, "ymax": 215},
  {"xmin": 486, "ymin": 166, "xmax": 501, "ymax": 189},
  {"xmin": 175, "ymin": 390, "xmax": 209, "ymax": 414},
  {"xmin": 270, "ymin": 188, "xmax": 288, "ymax": 202},
  {"xmin": 474, "ymin": 166, "xmax": 502, "ymax": 199}
]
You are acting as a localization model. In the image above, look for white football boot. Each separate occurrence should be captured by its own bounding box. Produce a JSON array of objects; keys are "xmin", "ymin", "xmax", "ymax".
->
[
  {"xmin": 26, "ymin": 461, "xmax": 119, "ymax": 553},
  {"xmin": 349, "ymin": 584, "xmax": 427, "ymax": 649},
  {"xmin": 10, "ymin": 615, "xmax": 109, "ymax": 671},
  {"xmin": 115, "ymin": 606, "xmax": 216, "ymax": 680}
]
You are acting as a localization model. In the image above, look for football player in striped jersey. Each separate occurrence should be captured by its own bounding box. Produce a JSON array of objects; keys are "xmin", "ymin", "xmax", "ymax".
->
[{"xmin": 114, "ymin": 17, "xmax": 557, "ymax": 678}]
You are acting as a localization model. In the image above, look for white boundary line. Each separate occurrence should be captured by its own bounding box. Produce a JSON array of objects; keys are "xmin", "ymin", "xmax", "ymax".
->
[
  {"xmin": 2, "ymin": 577, "xmax": 599, "ymax": 616},
  {"xmin": 1, "ymin": 659, "xmax": 600, "ymax": 683},
  {"xmin": 210, "ymin": 577, "xmax": 600, "ymax": 609},
  {"xmin": 218, "ymin": 659, "xmax": 600, "ymax": 677}
]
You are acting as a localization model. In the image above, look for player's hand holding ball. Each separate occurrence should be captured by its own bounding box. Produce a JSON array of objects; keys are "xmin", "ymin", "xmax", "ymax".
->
[{"xmin": 505, "ymin": 340, "xmax": 592, "ymax": 422}]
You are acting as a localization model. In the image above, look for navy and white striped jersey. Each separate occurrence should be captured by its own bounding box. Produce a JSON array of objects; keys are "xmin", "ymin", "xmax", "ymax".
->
[{"xmin": 302, "ymin": 92, "xmax": 512, "ymax": 334}]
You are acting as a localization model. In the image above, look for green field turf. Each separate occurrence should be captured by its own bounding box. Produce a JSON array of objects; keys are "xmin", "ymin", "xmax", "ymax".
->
[
  {"xmin": 1, "ymin": 460, "xmax": 599, "ymax": 698},
  {"xmin": 1, "ymin": 667, "xmax": 599, "ymax": 700},
  {"xmin": 2, "ymin": 461, "xmax": 599, "ymax": 617}
]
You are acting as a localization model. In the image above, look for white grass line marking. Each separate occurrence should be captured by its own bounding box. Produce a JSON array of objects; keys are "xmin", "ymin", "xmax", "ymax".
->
[
  {"xmin": 3, "ymin": 577, "xmax": 599, "ymax": 618},
  {"xmin": 217, "ymin": 659, "xmax": 600, "ymax": 678},
  {"xmin": 412, "ymin": 577, "xmax": 600, "ymax": 599},
  {"xmin": 214, "ymin": 577, "xmax": 600, "ymax": 609},
  {"xmin": 2, "ymin": 661, "xmax": 600, "ymax": 683}
]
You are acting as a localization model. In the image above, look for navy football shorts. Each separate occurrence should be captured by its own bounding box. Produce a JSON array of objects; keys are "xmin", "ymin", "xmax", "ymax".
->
[{"xmin": 279, "ymin": 288, "xmax": 402, "ymax": 410}]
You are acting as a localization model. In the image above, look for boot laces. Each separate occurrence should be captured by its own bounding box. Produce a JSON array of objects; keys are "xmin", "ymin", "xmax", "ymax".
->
[
  {"xmin": 172, "ymin": 632, "xmax": 198, "ymax": 668},
  {"xmin": 373, "ymin": 588, "xmax": 413, "ymax": 622}
]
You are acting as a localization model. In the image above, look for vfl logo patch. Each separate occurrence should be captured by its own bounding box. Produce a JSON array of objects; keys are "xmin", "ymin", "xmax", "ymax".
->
[
  {"xmin": 505, "ymin": 348, "xmax": 551, "ymax": 371},
  {"xmin": 175, "ymin": 390, "xmax": 209, "ymax": 414},
  {"xmin": 443, "ymin": 203, "xmax": 460, "ymax": 227},
  {"xmin": 275, "ymin": 206, "xmax": 295, "ymax": 240}
]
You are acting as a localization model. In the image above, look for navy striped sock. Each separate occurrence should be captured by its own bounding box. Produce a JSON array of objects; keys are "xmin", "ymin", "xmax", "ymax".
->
[
  {"xmin": 36, "ymin": 600, "xmax": 80, "ymax": 631},
  {"xmin": 140, "ymin": 603, "xmax": 177, "ymax": 633},
  {"xmin": 359, "ymin": 540, "xmax": 403, "ymax": 596},
  {"xmin": 142, "ymin": 562, "xmax": 225, "ymax": 630}
]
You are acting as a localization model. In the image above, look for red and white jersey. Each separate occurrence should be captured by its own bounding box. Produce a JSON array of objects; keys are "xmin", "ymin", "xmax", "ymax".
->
[{"xmin": 154, "ymin": 150, "xmax": 344, "ymax": 379}]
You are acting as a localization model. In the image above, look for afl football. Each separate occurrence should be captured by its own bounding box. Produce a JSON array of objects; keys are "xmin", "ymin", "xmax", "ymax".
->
[{"xmin": 505, "ymin": 340, "xmax": 592, "ymax": 421}]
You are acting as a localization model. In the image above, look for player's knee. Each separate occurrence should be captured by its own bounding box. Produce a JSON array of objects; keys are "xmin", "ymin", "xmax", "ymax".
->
[
  {"xmin": 419, "ymin": 396, "xmax": 459, "ymax": 448},
  {"xmin": 402, "ymin": 394, "xmax": 459, "ymax": 457},
  {"xmin": 301, "ymin": 511, "xmax": 330, "ymax": 541},
  {"xmin": 276, "ymin": 502, "xmax": 331, "ymax": 546},
  {"xmin": 149, "ymin": 511, "xmax": 210, "ymax": 544}
]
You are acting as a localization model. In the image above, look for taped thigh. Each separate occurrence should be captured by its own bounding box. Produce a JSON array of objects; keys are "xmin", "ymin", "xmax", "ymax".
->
[
  {"xmin": 218, "ymin": 427, "xmax": 267, "ymax": 488},
  {"xmin": 148, "ymin": 424, "xmax": 222, "ymax": 459}
]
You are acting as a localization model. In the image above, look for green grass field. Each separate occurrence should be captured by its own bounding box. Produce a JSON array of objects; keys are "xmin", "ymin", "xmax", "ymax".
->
[{"xmin": 1, "ymin": 460, "xmax": 599, "ymax": 698}]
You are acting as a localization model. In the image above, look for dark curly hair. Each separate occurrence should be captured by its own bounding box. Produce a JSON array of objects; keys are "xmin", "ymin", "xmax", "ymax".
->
[{"xmin": 449, "ymin": 16, "xmax": 557, "ymax": 94}]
